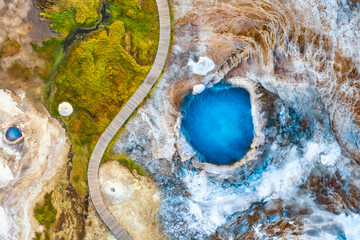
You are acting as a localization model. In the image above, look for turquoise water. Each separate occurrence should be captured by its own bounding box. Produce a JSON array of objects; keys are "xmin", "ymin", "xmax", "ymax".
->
[
  {"xmin": 181, "ymin": 85, "xmax": 254, "ymax": 165},
  {"xmin": 5, "ymin": 126, "xmax": 22, "ymax": 142}
]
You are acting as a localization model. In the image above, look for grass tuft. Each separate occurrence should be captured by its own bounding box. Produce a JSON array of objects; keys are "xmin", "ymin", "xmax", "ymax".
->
[
  {"xmin": 104, "ymin": 153, "xmax": 149, "ymax": 176},
  {"xmin": 34, "ymin": 192, "xmax": 57, "ymax": 240}
]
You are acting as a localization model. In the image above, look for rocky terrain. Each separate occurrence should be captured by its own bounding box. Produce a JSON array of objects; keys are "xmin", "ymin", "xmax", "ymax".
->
[
  {"xmin": 1, "ymin": 0, "xmax": 360, "ymax": 239},
  {"xmin": 0, "ymin": 1, "xmax": 92, "ymax": 239},
  {"xmin": 0, "ymin": 89, "xmax": 69, "ymax": 239},
  {"xmin": 99, "ymin": 161, "xmax": 163, "ymax": 240},
  {"xmin": 0, "ymin": 0, "xmax": 71, "ymax": 239}
]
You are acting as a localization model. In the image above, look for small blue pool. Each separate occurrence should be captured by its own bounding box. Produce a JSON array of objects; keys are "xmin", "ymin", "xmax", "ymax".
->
[
  {"xmin": 181, "ymin": 85, "xmax": 254, "ymax": 165},
  {"xmin": 5, "ymin": 126, "xmax": 22, "ymax": 142}
]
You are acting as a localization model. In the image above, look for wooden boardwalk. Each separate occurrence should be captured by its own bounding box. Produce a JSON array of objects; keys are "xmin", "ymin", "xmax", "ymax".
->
[{"xmin": 87, "ymin": 0, "xmax": 171, "ymax": 239}]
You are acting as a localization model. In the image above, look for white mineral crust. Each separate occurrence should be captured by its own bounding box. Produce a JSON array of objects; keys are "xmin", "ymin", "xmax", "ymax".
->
[
  {"xmin": 188, "ymin": 56, "xmax": 215, "ymax": 76},
  {"xmin": 0, "ymin": 89, "xmax": 69, "ymax": 240},
  {"xmin": 192, "ymin": 84, "xmax": 205, "ymax": 95}
]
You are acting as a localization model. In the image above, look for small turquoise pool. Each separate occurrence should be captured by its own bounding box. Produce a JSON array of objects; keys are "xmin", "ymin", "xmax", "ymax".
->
[
  {"xmin": 181, "ymin": 85, "xmax": 254, "ymax": 165},
  {"xmin": 5, "ymin": 126, "xmax": 22, "ymax": 142}
]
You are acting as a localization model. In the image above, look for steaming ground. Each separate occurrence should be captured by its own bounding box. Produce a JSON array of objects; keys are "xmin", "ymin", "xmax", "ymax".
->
[
  {"xmin": 0, "ymin": 0, "xmax": 358, "ymax": 238},
  {"xmin": 159, "ymin": 83, "xmax": 360, "ymax": 239},
  {"xmin": 113, "ymin": 0, "xmax": 360, "ymax": 239}
]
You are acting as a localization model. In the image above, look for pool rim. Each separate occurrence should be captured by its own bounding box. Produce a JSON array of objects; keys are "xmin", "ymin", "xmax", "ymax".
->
[
  {"xmin": 178, "ymin": 77, "xmax": 278, "ymax": 180},
  {"xmin": 3, "ymin": 125, "xmax": 24, "ymax": 144}
]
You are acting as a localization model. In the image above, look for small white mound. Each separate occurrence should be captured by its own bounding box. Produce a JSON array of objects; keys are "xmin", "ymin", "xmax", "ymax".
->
[
  {"xmin": 0, "ymin": 89, "xmax": 21, "ymax": 117},
  {"xmin": 188, "ymin": 56, "xmax": 215, "ymax": 76},
  {"xmin": 0, "ymin": 207, "xmax": 10, "ymax": 237},
  {"xmin": 192, "ymin": 84, "xmax": 205, "ymax": 95},
  {"xmin": 58, "ymin": 102, "xmax": 73, "ymax": 116}
]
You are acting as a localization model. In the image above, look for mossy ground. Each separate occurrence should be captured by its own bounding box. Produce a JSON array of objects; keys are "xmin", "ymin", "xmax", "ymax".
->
[
  {"xmin": 109, "ymin": 0, "xmax": 159, "ymax": 65},
  {"xmin": 33, "ymin": 192, "xmax": 57, "ymax": 240},
  {"xmin": 31, "ymin": 37, "xmax": 64, "ymax": 82},
  {"xmin": 31, "ymin": 0, "xmax": 161, "ymax": 236},
  {"xmin": 39, "ymin": 0, "xmax": 100, "ymax": 36},
  {"xmin": 33, "ymin": 0, "xmax": 159, "ymax": 196},
  {"xmin": 103, "ymin": 153, "xmax": 149, "ymax": 176}
]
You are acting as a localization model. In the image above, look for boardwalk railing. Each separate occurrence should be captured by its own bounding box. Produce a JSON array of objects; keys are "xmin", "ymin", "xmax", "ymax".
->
[{"xmin": 87, "ymin": 0, "xmax": 171, "ymax": 239}]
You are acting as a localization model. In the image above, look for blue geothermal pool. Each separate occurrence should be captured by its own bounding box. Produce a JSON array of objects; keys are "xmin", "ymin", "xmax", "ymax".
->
[
  {"xmin": 181, "ymin": 85, "xmax": 254, "ymax": 165},
  {"xmin": 5, "ymin": 126, "xmax": 22, "ymax": 142}
]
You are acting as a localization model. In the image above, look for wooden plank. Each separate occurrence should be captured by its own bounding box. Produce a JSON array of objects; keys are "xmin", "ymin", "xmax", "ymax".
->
[{"xmin": 87, "ymin": 0, "xmax": 171, "ymax": 239}]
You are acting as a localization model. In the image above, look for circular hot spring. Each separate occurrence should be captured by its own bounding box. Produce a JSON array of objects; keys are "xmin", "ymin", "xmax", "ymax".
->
[
  {"xmin": 181, "ymin": 85, "xmax": 254, "ymax": 165},
  {"xmin": 5, "ymin": 126, "xmax": 23, "ymax": 142}
]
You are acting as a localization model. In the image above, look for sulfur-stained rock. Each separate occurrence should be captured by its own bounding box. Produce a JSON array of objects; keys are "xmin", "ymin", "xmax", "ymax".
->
[{"xmin": 192, "ymin": 83, "xmax": 205, "ymax": 95}]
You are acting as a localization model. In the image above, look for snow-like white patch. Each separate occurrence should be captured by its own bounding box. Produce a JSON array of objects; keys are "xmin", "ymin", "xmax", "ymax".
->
[
  {"xmin": 152, "ymin": 191, "xmax": 160, "ymax": 202},
  {"xmin": 338, "ymin": 213, "xmax": 360, "ymax": 240},
  {"xmin": 320, "ymin": 143, "xmax": 341, "ymax": 166},
  {"xmin": 174, "ymin": 118, "xmax": 196, "ymax": 161},
  {"xmin": 180, "ymin": 139, "xmax": 344, "ymax": 236},
  {"xmin": 192, "ymin": 84, "xmax": 205, "ymax": 95},
  {"xmin": 0, "ymin": 158, "xmax": 14, "ymax": 188},
  {"xmin": 182, "ymin": 170, "xmax": 256, "ymax": 234},
  {"xmin": 0, "ymin": 206, "xmax": 10, "ymax": 238},
  {"xmin": 188, "ymin": 56, "xmax": 215, "ymax": 76},
  {"xmin": 304, "ymin": 210, "xmax": 360, "ymax": 240},
  {"xmin": 0, "ymin": 89, "xmax": 21, "ymax": 117}
]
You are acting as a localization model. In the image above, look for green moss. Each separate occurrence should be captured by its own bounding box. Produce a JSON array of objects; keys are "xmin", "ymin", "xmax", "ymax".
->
[
  {"xmin": 168, "ymin": 0, "xmax": 175, "ymax": 51},
  {"xmin": 70, "ymin": 145, "xmax": 91, "ymax": 195},
  {"xmin": 105, "ymin": 153, "xmax": 149, "ymax": 176},
  {"xmin": 47, "ymin": 19, "xmax": 154, "ymax": 195},
  {"xmin": 41, "ymin": 0, "xmax": 100, "ymax": 36},
  {"xmin": 71, "ymin": 0, "xmax": 100, "ymax": 25},
  {"xmin": 32, "ymin": 38, "xmax": 65, "ymax": 84},
  {"xmin": 34, "ymin": 192, "xmax": 57, "ymax": 239},
  {"xmin": 35, "ymin": 192, "xmax": 57, "ymax": 228},
  {"xmin": 32, "ymin": 232, "xmax": 42, "ymax": 240},
  {"xmin": 51, "ymin": 20, "xmax": 149, "ymax": 124},
  {"xmin": 31, "ymin": 37, "xmax": 64, "ymax": 64},
  {"xmin": 67, "ymin": 110, "xmax": 98, "ymax": 145},
  {"xmin": 46, "ymin": 9, "xmax": 77, "ymax": 36},
  {"xmin": 36, "ymin": 0, "xmax": 159, "ymax": 196},
  {"xmin": 109, "ymin": 0, "xmax": 159, "ymax": 65}
]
